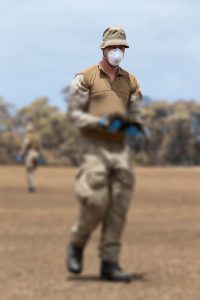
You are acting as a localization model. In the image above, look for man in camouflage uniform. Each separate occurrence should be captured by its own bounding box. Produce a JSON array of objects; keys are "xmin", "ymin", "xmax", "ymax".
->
[
  {"xmin": 67, "ymin": 27, "xmax": 143, "ymax": 282},
  {"xmin": 19, "ymin": 123, "xmax": 41, "ymax": 192}
]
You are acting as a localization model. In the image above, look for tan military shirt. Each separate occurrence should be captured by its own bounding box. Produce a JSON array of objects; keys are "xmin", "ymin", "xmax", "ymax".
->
[{"xmin": 68, "ymin": 63, "xmax": 143, "ymax": 128}]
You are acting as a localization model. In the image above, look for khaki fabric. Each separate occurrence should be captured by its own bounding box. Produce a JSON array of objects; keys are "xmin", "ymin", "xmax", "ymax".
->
[
  {"xmin": 25, "ymin": 149, "xmax": 39, "ymax": 189},
  {"xmin": 20, "ymin": 132, "xmax": 40, "ymax": 190},
  {"xmin": 70, "ymin": 137, "xmax": 134, "ymax": 261},
  {"xmin": 80, "ymin": 64, "xmax": 136, "ymax": 117},
  {"xmin": 25, "ymin": 149, "xmax": 39, "ymax": 170},
  {"xmin": 68, "ymin": 64, "xmax": 143, "ymax": 132},
  {"xmin": 68, "ymin": 60, "xmax": 142, "ymax": 262},
  {"xmin": 25, "ymin": 132, "xmax": 40, "ymax": 151},
  {"xmin": 100, "ymin": 26, "xmax": 129, "ymax": 49}
]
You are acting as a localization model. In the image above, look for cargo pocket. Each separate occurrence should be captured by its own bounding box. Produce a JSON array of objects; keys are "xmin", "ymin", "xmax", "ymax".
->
[
  {"xmin": 87, "ymin": 171, "xmax": 107, "ymax": 190},
  {"xmin": 75, "ymin": 169, "xmax": 91, "ymax": 206}
]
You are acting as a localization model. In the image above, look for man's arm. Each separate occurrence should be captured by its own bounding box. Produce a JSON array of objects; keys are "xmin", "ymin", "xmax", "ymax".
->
[
  {"xmin": 127, "ymin": 76, "xmax": 143, "ymax": 125},
  {"xmin": 18, "ymin": 137, "xmax": 30, "ymax": 157},
  {"xmin": 67, "ymin": 74, "xmax": 99, "ymax": 128}
]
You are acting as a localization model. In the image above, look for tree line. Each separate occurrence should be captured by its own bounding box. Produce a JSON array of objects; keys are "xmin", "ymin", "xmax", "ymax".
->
[{"xmin": 0, "ymin": 96, "xmax": 200, "ymax": 166}]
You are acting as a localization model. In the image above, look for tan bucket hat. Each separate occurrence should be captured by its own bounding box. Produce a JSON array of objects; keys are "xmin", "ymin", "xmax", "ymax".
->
[{"xmin": 100, "ymin": 26, "xmax": 129, "ymax": 49}]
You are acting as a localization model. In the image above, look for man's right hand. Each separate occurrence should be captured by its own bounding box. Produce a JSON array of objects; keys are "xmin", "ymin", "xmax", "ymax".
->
[
  {"xmin": 107, "ymin": 118, "xmax": 124, "ymax": 132},
  {"xmin": 97, "ymin": 116, "xmax": 110, "ymax": 128},
  {"xmin": 97, "ymin": 115, "xmax": 123, "ymax": 133}
]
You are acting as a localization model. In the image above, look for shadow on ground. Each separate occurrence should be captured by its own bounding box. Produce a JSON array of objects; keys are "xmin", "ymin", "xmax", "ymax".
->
[{"xmin": 67, "ymin": 273, "xmax": 146, "ymax": 283}]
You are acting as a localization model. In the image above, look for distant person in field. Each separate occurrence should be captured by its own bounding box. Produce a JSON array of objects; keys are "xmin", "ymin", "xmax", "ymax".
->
[
  {"xmin": 18, "ymin": 123, "xmax": 41, "ymax": 193},
  {"xmin": 66, "ymin": 26, "xmax": 144, "ymax": 282}
]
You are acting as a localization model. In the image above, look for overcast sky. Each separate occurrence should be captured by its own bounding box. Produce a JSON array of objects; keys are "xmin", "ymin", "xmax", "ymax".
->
[{"xmin": 0, "ymin": 0, "xmax": 199, "ymax": 110}]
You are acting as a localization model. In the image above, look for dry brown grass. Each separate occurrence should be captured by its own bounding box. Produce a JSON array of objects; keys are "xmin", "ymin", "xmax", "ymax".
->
[{"xmin": 0, "ymin": 166, "xmax": 199, "ymax": 300}]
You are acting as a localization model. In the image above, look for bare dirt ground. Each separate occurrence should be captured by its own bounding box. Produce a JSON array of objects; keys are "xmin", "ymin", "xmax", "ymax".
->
[{"xmin": 0, "ymin": 166, "xmax": 199, "ymax": 300}]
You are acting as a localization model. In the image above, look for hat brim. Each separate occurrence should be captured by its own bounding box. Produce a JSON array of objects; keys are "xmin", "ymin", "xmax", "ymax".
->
[{"xmin": 100, "ymin": 39, "xmax": 129, "ymax": 49}]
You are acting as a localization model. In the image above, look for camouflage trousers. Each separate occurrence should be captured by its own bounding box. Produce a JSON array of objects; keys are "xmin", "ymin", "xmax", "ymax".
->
[
  {"xmin": 25, "ymin": 150, "xmax": 39, "ymax": 190},
  {"xmin": 70, "ymin": 137, "xmax": 135, "ymax": 262}
]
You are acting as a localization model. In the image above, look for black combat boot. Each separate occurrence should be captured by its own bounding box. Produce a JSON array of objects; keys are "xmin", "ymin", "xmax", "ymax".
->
[
  {"xmin": 67, "ymin": 242, "xmax": 83, "ymax": 274},
  {"xmin": 100, "ymin": 261, "xmax": 134, "ymax": 282}
]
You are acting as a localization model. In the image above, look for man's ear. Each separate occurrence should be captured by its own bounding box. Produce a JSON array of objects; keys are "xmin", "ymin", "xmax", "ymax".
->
[{"xmin": 103, "ymin": 48, "xmax": 109, "ymax": 57}]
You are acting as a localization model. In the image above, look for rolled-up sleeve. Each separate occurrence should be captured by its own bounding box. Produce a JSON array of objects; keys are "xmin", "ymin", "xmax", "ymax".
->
[{"xmin": 67, "ymin": 74, "xmax": 99, "ymax": 128}]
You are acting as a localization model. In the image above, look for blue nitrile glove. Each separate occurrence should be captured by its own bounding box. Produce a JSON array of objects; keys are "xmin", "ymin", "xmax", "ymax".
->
[
  {"xmin": 38, "ymin": 157, "xmax": 46, "ymax": 165},
  {"xmin": 16, "ymin": 155, "xmax": 24, "ymax": 164},
  {"xmin": 97, "ymin": 116, "xmax": 109, "ymax": 127},
  {"xmin": 108, "ymin": 117, "xmax": 124, "ymax": 133},
  {"xmin": 125, "ymin": 125, "xmax": 142, "ymax": 137}
]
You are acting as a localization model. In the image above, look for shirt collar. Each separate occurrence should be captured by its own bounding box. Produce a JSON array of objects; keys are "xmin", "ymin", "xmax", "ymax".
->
[{"xmin": 98, "ymin": 63, "xmax": 125, "ymax": 76}]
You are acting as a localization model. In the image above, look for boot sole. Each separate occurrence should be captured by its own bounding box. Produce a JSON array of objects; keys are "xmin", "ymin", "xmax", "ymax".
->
[{"xmin": 100, "ymin": 274, "xmax": 133, "ymax": 283}]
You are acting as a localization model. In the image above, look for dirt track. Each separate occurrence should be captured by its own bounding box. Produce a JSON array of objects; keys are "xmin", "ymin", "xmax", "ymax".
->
[{"xmin": 0, "ymin": 166, "xmax": 199, "ymax": 300}]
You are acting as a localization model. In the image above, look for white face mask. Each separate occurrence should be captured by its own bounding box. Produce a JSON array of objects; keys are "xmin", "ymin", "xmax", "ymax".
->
[{"xmin": 107, "ymin": 48, "xmax": 124, "ymax": 66}]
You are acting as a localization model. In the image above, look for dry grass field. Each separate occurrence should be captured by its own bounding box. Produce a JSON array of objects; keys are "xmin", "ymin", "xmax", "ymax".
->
[{"xmin": 0, "ymin": 166, "xmax": 199, "ymax": 300}]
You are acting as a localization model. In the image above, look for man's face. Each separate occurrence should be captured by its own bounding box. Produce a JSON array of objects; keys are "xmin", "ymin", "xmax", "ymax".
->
[{"xmin": 103, "ymin": 46, "xmax": 126, "ymax": 67}]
